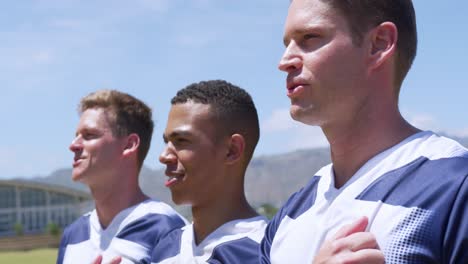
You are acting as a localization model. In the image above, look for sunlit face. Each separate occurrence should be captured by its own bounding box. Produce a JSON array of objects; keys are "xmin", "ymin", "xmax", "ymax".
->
[
  {"xmin": 69, "ymin": 108, "xmax": 126, "ymax": 187},
  {"xmin": 159, "ymin": 102, "xmax": 227, "ymax": 206},
  {"xmin": 279, "ymin": 0, "xmax": 370, "ymax": 127}
]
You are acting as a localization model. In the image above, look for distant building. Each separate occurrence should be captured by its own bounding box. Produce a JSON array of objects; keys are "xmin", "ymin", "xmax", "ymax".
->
[{"xmin": 0, "ymin": 179, "xmax": 92, "ymax": 237}]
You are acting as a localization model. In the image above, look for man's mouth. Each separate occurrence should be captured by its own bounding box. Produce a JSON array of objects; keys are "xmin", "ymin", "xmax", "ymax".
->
[
  {"xmin": 287, "ymin": 84, "xmax": 306, "ymax": 98},
  {"xmin": 72, "ymin": 158, "xmax": 83, "ymax": 167},
  {"xmin": 164, "ymin": 171, "xmax": 184, "ymax": 187},
  {"xmin": 165, "ymin": 176, "xmax": 180, "ymax": 187},
  {"xmin": 286, "ymin": 78, "xmax": 308, "ymax": 98}
]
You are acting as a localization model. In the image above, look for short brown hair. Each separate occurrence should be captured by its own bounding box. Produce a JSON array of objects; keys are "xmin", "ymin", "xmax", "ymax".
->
[
  {"xmin": 79, "ymin": 89, "xmax": 154, "ymax": 169},
  {"xmin": 321, "ymin": 0, "xmax": 417, "ymax": 92}
]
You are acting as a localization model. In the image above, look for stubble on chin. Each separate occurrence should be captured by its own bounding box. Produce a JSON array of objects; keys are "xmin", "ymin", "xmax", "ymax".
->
[
  {"xmin": 290, "ymin": 105, "xmax": 311, "ymax": 123},
  {"xmin": 290, "ymin": 106, "xmax": 323, "ymax": 127}
]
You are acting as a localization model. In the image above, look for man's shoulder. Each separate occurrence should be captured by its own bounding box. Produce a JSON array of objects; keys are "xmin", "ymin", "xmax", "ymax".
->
[
  {"xmin": 139, "ymin": 199, "xmax": 187, "ymax": 220},
  {"xmin": 151, "ymin": 217, "xmax": 269, "ymax": 264},
  {"xmin": 150, "ymin": 226, "xmax": 185, "ymax": 263},
  {"xmin": 114, "ymin": 200, "xmax": 186, "ymax": 249},
  {"xmin": 208, "ymin": 236, "xmax": 264, "ymax": 264},
  {"xmin": 260, "ymin": 166, "xmax": 327, "ymax": 255},
  {"xmin": 412, "ymin": 131, "xmax": 468, "ymax": 159},
  {"xmin": 275, "ymin": 167, "xmax": 327, "ymax": 221},
  {"xmin": 61, "ymin": 212, "xmax": 92, "ymax": 245},
  {"xmin": 128, "ymin": 199, "xmax": 187, "ymax": 229},
  {"xmin": 399, "ymin": 131, "xmax": 468, "ymax": 179},
  {"xmin": 213, "ymin": 215, "xmax": 269, "ymax": 245}
]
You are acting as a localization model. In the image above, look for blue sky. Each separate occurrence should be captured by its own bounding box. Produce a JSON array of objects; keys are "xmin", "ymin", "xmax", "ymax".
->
[{"xmin": 1, "ymin": 0, "xmax": 467, "ymax": 179}]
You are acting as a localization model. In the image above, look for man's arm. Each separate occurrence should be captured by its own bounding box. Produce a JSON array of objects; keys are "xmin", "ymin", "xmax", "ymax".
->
[{"xmin": 313, "ymin": 217, "xmax": 384, "ymax": 264}]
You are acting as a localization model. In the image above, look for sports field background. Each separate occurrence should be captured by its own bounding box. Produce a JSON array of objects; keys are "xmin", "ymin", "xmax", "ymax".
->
[{"xmin": 0, "ymin": 249, "xmax": 57, "ymax": 264}]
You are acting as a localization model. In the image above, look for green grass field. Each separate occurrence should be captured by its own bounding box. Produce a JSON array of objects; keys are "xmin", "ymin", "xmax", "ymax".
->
[{"xmin": 0, "ymin": 248, "xmax": 57, "ymax": 264}]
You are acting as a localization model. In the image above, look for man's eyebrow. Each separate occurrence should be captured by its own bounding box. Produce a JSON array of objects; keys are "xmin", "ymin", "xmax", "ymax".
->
[
  {"xmin": 283, "ymin": 28, "xmax": 311, "ymax": 46},
  {"xmin": 283, "ymin": 25, "xmax": 327, "ymax": 46},
  {"xmin": 74, "ymin": 127, "xmax": 92, "ymax": 137},
  {"xmin": 163, "ymin": 130, "xmax": 193, "ymax": 142}
]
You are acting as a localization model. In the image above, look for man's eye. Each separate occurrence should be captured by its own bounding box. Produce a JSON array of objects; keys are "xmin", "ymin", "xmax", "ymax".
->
[
  {"xmin": 83, "ymin": 133, "xmax": 96, "ymax": 139},
  {"xmin": 176, "ymin": 138, "xmax": 188, "ymax": 144}
]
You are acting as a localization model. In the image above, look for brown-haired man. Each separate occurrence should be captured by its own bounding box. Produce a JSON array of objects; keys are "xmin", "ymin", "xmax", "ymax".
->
[{"xmin": 57, "ymin": 90, "xmax": 186, "ymax": 264}]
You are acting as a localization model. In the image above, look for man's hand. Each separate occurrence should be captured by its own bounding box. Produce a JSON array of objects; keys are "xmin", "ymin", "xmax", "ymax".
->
[
  {"xmin": 92, "ymin": 255, "xmax": 122, "ymax": 264},
  {"xmin": 313, "ymin": 216, "xmax": 385, "ymax": 264}
]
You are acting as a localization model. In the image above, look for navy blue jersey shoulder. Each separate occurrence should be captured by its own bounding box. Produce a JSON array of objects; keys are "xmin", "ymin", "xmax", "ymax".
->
[
  {"xmin": 56, "ymin": 214, "xmax": 90, "ymax": 264},
  {"xmin": 280, "ymin": 175, "xmax": 321, "ymax": 220},
  {"xmin": 150, "ymin": 227, "xmax": 183, "ymax": 263},
  {"xmin": 62, "ymin": 214, "xmax": 91, "ymax": 244},
  {"xmin": 356, "ymin": 156, "xmax": 468, "ymax": 209},
  {"xmin": 260, "ymin": 176, "xmax": 321, "ymax": 264},
  {"xmin": 207, "ymin": 237, "xmax": 261, "ymax": 264},
  {"xmin": 117, "ymin": 213, "xmax": 185, "ymax": 250}
]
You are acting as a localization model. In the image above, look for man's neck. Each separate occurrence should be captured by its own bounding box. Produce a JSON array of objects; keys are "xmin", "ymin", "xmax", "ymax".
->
[
  {"xmin": 191, "ymin": 194, "xmax": 258, "ymax": 245},
  {"xmin": 325, "ymin": 112, "xmax": 419, "ymax": 188},
  {"xmin": 91, "ymin": 184, "xmax": 147, "ymax": 229}
]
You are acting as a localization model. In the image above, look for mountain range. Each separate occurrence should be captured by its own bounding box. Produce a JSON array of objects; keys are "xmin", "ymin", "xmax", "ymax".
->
[
  {"xmin": 20, "ymin": 134, "xmax": 468, "ymax": 217},
  {"xmin": 29, "ymin": 147, "xmax": 330, "ymax": 216}
]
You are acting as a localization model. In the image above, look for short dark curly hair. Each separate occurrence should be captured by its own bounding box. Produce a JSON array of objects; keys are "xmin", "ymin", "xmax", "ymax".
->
[{"xmin": 172, "ymin": 80, "xmax": 260, "ymax": 164}]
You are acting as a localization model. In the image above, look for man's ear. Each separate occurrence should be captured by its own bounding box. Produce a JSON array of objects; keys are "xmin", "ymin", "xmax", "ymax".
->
[
  {"xmin": 367, "ymin": 22, "xmax": 398, "ymax": 71},
  {"xmin": 123, "ymin": 133, "xmax": 140, "ymax": 157},
  {"xmin": 225, "ymin": 134, "xmax": 245, "ymax": 165}
]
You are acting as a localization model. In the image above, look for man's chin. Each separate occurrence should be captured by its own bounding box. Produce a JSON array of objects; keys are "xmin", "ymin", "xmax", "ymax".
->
[
  {"xmin": 71, "ymin": 174, "xmax": 80, "ymax": 182},
  {"xmin": 170, "ymin": 192, "xmax": 192, "ymax": 206},
  {"xmin": 171, "ymin": 198, "xmax": 189, "ymax": 206},
  {"xmin": 290, "ymin": 107, "xmax": 319, "ymax": 125},
  {"xmin": 71, "ymin": 172, "xmax": 87, "ymax": 184}
]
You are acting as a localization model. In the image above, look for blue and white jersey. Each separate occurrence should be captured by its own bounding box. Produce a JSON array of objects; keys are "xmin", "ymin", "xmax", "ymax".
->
[
  {"xmin": 57, "ymin": 199, "xmax": 187, "ymax": 264},
  {"xmin": 152, "ymin": 215, "xmax": 268, "ymax": 264},
  {"xmin": 260, "ymin": 131, "xmax": 468, "ymax": 264}
]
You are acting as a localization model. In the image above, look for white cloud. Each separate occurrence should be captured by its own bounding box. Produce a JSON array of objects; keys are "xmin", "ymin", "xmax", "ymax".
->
[
  {"xmin": 0, "ymin": 148, "xmax": 29, "ymax": 178},
  {"xmin": 450, "ymin": 128, "xmax": 468, "ymax": 138},
  {"xmin": 0, "ymin": 146, "xmax": 70, "ymax": 179},
  {"xmin": 261, "ymin": 108, "xmax": 328, "ymax": 152},
  {"xmin": 402, "ymin": 109, "xmax": 468, "ymax": 138},
  {"xmin": 262, "ymin": 108, "xmax": 296, "ymax": 132},
  {"xmin": 405, "ymin": 112, "xmax": 439, "ymax": 131},
  {"xmin": 262, "ymin": 108, "xmax": 468, "ymax": 154},
  {"xmin": 287, "ymin": 125, "xmax": 328, "ymax": 150},
  {"xmin": 0, "ymin": 45, "xmax": 55, "ymax": 74}
]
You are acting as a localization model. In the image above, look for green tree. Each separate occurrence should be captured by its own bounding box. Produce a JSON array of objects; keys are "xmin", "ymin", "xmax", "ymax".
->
[
  {"xmin": 13, "ymin": 222, "xmax": 24, "ymax": 236},
  {"xmin": 46, "ymin": 222, "xmax": 61, "ymax": 237},
  {"xmin": 257, "ymin": 203, "xmax": 279, "ymax": 220}
]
